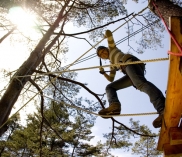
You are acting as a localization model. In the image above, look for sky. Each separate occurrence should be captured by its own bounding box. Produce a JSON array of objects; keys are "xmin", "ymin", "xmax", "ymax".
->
[{"xmin": 0, "ymin": 1, "xmax": 170, "ymax": 156}]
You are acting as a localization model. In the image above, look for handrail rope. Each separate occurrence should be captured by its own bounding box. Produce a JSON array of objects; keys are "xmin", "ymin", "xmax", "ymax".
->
[
  {"xmin": 152, "ymin": 1, "xmax": 182, "ymax": 56},
  {"xmin": 0, "ymin": 8, "xmax": 149, "ymax": 129},
  {"xmin": 55, "ymin": 57, "xmax": 169, "ymax": 73},
  {"xmin": 14, "ymin": 57, "xmax": 169, "ymax": 78},
  {"xmin": 7, "ymin": 87, "xmax": 157, "ymax": 122}
]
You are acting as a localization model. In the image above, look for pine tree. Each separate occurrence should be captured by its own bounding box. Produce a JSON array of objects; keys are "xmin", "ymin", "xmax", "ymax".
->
[
  {"xmin": 132, "ymin": 125, "xmax": 162, "ymax": 157},
  {"xmin": 0, "ymin": 101, "xmax": 113, "ymax": 157},
  {"xmin": 0, "ymin": 114, "xmax": 22, "ymax": 157}
]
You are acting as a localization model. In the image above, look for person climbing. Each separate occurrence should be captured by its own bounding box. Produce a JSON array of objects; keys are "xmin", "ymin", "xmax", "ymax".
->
[{"xmin": 97, "ymin": 30, "xmax": 165, "ymax": 128}]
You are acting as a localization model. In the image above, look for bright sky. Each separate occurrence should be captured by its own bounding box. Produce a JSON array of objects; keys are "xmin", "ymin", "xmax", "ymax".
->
[
  {"xmin": 0, "ymin": 7, "xmax": 40, "ymax": 70},
  {"xmin": 0, "ymin": 2, "xmax": 169, "ymax": 156}
]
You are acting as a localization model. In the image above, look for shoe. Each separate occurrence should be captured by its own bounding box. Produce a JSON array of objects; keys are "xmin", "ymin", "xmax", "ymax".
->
[
  {"xmin": 98, "ymin": 102, "xmax": 121, "ymax": 119},
  {"xmin": 153, "ymin": 111, "xmax": 164, "ymax": 128}
]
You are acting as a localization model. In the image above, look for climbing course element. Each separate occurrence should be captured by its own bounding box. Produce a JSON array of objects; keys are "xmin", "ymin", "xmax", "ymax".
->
[{"xmin": 157, "ymin": 17, "xmax": 182, "ymax": 156}]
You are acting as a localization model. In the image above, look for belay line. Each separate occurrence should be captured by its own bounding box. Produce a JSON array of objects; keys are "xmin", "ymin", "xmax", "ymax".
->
[{"xmin": 14, "ymin": 57, "xmax": 169, "ymax": 78}]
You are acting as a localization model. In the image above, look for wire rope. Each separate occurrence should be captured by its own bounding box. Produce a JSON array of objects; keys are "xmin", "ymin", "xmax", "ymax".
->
[
  {"xmin": 62, "ymin": 19, "xmax": 160, "ymax": 68},
  {"xmin": 63, "ymin": 54, "xmax": 97, "ymax": 68}
]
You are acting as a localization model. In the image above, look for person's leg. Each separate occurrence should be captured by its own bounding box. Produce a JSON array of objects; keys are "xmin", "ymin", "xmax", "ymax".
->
[
  {"xmin": 125, "ymin": 63, "xmax": 165, "ymax": 127},
  {"xmin": 99, "ymin": 75, "xmax": 132, "ymax": 118},
  {"xmin": 106, "ymin": 75, "xmax": 132, "ymax": 104},
  {"xmin": 125, "ymin": 64, "xmax": 165, "ymax": 112}
]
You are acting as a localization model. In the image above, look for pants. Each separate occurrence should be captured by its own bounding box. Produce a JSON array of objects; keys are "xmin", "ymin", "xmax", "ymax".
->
[{"xmin": 106, "ymin": 60, "xmax": 165, "ymax": 113}]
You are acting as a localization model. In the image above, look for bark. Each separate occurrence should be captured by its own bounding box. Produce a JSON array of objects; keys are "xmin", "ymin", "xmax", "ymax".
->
[
  {"xmin": 0, "ymin": 26, "xmax": 16, "ymax": 43},
  {"xmin": 0, "ymin": 1, "xmax": 70, "ymax": 136},
  {"xmin": 149, "ymin": 0, "xmax": 182, "ymax": 26}
]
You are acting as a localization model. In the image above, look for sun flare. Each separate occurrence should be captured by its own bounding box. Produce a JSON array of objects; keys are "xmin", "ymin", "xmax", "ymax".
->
[{"xmin": 8, "ymin": 6, "xmax": 40, "ymax": 39}]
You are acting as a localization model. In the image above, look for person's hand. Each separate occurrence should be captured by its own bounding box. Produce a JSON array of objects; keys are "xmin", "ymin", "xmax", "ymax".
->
[
  {"xmin": 105, "ymin": 30, "xmax": 112, "ymax": 38},
  {"xmin": 99, "ymin": 67, "xmax": 105, "ymax": 74}
]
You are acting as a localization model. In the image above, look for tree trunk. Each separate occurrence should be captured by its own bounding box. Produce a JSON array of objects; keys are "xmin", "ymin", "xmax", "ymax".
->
[
  {"xmin": 149, "ymin": 0, "xmax": 182, "ymax": 26},
  {"xmin": 0, "ymin": 1, "xmax": 70, "ymax": 136}
]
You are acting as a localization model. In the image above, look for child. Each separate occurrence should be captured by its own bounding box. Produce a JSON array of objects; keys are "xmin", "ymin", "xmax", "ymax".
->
[{"xmin": 97, "ymin": 30, "xmax": 165, "ymax": 128}]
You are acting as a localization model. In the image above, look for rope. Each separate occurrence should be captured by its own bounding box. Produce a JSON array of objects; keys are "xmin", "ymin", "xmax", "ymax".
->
[
  {"xmin": 62, "ymin": 18, "xmax": 159, "ymax": 69},
  {"xmin": 112, "ymin": 7, "xmax": 148, "ymax": 33},
  {"xmin": 6, "ymin": 57, "xmax": 167, "ymax": 125},
  {"xmin": 63, "ymin": 7, "xmax": 148, "ymax": 71},
  {"xmin": 8, "ymin": 88, "xmax": 157, "ymax": 120},
  {"xmin": 14, "ymin": 57, "xmax": 169, "ymax": 78},
  {"xmin": 60, "ymin": 57, "xmax": 169, "ymax": 73},
  {"xmin": 152, "ymin": 1, "xmax": 182, "ymax": 56}
]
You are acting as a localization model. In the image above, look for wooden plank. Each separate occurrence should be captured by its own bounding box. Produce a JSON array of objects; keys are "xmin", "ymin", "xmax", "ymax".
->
[
  {"xmin": 163, "ymin": 144, "xmax": 182, "ymax": 156},
  {"xmin": 157, "ymin": 16, "xmax": 182, "ymax": 153},
  {"xmin": 165, "ymin": 154, "xmax": 182, "ymax": 157},
  {"xmin": 169, "ymin": 127, "xmax": 182, "ymax": 145}
]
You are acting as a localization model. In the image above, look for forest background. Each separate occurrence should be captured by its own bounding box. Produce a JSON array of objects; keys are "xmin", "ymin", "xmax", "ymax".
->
[{"xmin": 0, "ymin": 0, "xmax": 181, "ymax": 156}]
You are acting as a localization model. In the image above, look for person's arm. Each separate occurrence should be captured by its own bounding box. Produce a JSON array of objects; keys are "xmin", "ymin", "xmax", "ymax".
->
[
  {"xmin": 99, "ymin": 66, "xmax": 116, "ymax": 82},
  {"xmin": 105, "ymin": 30, "xmax": 116, "ymax": 50}
]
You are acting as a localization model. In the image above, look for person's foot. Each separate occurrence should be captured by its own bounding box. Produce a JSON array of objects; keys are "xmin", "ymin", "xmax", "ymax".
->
[
  {"xmin": 98, "ymin": 102, "xmax": 121, "ymax": 119},
  {"xmin": 153, "ymin": 111, "xmax": 164, "ymax": 128}
]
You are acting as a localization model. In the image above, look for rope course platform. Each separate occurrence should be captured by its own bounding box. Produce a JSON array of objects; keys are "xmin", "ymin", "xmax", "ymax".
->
[{"xmin": 157, "ymin": 17, "xmax": 182, "ymax": 157}]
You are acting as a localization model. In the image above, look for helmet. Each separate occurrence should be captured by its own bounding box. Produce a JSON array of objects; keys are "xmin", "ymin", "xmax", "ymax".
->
[{"xmin": 96, "ymin": 46, "xmax": 107, "ymax": 56}]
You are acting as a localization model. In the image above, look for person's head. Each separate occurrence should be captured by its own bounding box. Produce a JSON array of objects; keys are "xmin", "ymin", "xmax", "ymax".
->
[{"xmin": 96, "ymin": 46, "xmax": 109, "ymax": 59}]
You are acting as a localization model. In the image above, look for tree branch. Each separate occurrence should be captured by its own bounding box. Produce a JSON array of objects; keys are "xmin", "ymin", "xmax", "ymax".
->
[
  {"xmin": 0, "ymin": 26, "xmax": 16, "ymax": 44},
  {"xmin": 56, "ymin": 13, "xmax": 134, "ymax": 36},
  {"xmin": 34, "ymin": 70, "xmax": 105, "ymax": 108},
  {"xmin": 29, "ymin": 79, "xmax": 44, "ymax": 157}
]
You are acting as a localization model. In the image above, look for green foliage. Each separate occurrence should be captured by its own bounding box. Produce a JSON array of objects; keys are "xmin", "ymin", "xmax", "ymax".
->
[
  {"xmin": 0, "ymin": 114, "xmax": 22, "ymax": 157},
  {"xmin": 0, "ymin": 101, "xmax": 113, "ymax": 156},
  {"xmin": 131, "ymin": 125, "xmax": 162, "ymax": 157},
  {"xmin": 102, "ymin": 118, "xmax": 162, "ymax": 156},
  {"xmin": 0, "ymin": 0, "xmax": 40, "ymax": 9},
  {"xmin": 1, "ymin": 0, "xmax": 180, "ymax": 156}
]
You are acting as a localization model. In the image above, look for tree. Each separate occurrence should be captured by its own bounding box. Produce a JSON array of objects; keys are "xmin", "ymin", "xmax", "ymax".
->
[
  {"xmin": 0, "ymin": 0, "xmax": 128, "ymax": 135},
  {"xmin": 132, "ymin": 125, "xmax": 162, "ymax": 157},
  {"xmin": 148, "ymin": 0, "xmax": 182, "ymax": 26},
  {"xmin": 136, "ymin": 0, "xmax": 182, "ymax": 52},
  {"xmin": 0, "ymin": 114, "xmax": 22, "ymax": 157},
  {"xmin": 102, "ymin": 118, "xmax": 159, "ymax": 154},
  {"xmin": 0, "ymin": 101, "xmax": 113, "ymax": 157}
]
